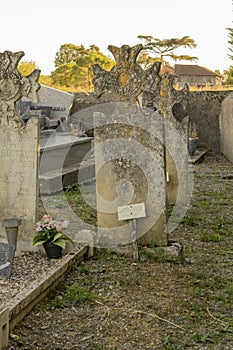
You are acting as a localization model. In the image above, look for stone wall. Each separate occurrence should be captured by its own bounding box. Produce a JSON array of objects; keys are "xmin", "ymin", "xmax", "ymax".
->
[
  {"xmin": 71, "ymin": 87, "xmax": 230, "ymax": 154},
  {"xmin": 220, "ymin": 92, "xmax": 233, "ymax": 163},
  {"xmin": 187, "ymin": 91, "xmax": 229, "ymax": 151}
]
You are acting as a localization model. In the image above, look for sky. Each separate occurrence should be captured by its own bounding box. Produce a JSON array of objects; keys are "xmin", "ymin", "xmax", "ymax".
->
[{"xmin": 1, "ymin": 0, "xmax": 232, "ymax": 75}]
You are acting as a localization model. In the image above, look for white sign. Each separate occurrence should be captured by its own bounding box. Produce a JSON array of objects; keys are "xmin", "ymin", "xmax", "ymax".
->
[{"xmin": 118, "ymin": 203, "xmax": 146, "ymax": 221}]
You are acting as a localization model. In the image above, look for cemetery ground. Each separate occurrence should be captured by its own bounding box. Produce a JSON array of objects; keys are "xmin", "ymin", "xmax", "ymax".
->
[{"xmin": 4, "ymin": 151, "xmax": 233, "ymax": 350}]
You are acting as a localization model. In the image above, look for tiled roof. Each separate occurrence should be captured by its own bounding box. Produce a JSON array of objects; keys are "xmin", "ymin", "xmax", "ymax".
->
[{"xmin": 174, "ymin": 64, "xmax": 220, "ymax": 77}]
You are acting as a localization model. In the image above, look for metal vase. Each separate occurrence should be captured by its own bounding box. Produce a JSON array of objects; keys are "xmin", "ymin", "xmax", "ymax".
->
[{"xmin": 2, "ymin": 218, "xmax": 21, "ymax": 250}]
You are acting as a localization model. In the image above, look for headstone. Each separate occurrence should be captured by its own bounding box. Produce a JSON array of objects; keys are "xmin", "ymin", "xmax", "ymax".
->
[
  {"xmin": 0, "ymin": 50, "xmax": 40, "ymax": 251},
  {"xmin": 91, "ymin": 44, "xmax": 191, "ymax": 208},
  {"xmin": 154, "ymin": 74, "xmax": 190, "ymax": 206},
  {"xmin": 0, "ymin": 243, "xmax": 15, "ymax": 278},
  {"xmin": 94, "ymin": 102, "xmax": 168, "ymax": 251}
]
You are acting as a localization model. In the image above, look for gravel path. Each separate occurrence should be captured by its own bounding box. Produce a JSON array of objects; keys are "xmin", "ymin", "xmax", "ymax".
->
[{"xmin": 4, "ymin": 151, "xmax": 233, "ymax": 350}]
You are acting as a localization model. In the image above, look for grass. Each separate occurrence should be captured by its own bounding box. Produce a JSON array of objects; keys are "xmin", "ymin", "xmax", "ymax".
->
[
  {"xmin": 162, "ymin": 336, "xmax": 185, "ymax": 349},
  {"xmin": 64, "ymin": 184, "xmax": 97, "ymax": 226},
  {"xmin": 53, "ymin": 282, "xmax": 98, "ymax": 308},
  {"xmin": 30, "ymin": 152, "xmax": 233, "ymax": 349}
]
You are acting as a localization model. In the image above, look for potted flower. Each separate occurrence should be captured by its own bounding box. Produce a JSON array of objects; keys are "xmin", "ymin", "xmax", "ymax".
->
[{"xmin": 32, "ymin": 215, "xmax": 73, "ymax": 259}]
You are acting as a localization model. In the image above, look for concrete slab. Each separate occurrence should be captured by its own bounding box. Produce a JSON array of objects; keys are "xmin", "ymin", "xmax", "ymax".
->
[{"xmin": 190, "ymin": 149, "xmax": 208, "ymax": 164}]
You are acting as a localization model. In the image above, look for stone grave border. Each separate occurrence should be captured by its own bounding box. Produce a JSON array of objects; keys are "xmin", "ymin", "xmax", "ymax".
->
[{"xmin": 0, "ymin": 245, "xmax": 91, "ymax": 349}]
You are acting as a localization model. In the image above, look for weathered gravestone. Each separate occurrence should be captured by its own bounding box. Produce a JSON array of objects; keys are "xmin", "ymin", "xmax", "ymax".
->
[
  {"xmin": 92, "ymin": 44, "xmax": 191, "ymax": 209},
  {"xmin": 94, "ymin": 102, "xmax": 168, "ymax": 253},
  {"xmin": 0, "ymin": 242, "xmax": 15, "ymax": 278},
  {"xmin": 154, "ymin": 74, "xmax": 190, "ymax": 206},
  {"xmin": 91, "ymin": 45, "xmax": 168, "ymax": 254},
  {"xmin": 0, "ymin": 50, "xmax": 40, "ymax": 251}
]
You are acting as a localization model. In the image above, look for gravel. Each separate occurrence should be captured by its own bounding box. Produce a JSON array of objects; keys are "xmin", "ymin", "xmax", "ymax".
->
[{"xmin": 0, "ymin": 251, "xmax": 60, "ymax": 307}]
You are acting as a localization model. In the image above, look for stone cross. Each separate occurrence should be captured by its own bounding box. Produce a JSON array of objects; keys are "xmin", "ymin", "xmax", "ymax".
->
[{"xmin": 92, "ymin": 44, "xmax": 161, "ymax": 103}]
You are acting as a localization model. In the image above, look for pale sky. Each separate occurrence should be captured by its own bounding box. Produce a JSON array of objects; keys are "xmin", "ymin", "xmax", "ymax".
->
[{"xmin": 1, "ymin": 0, "xmax": 232, "ymax": 75}]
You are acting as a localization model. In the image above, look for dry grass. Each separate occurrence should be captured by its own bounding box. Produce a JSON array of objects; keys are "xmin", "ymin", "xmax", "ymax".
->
[{"xmin": 7, "ymin": 151, "xmax": 233, "ymax": 350}]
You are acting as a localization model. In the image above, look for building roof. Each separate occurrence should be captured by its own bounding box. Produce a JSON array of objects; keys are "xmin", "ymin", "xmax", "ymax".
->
[{"xmin": 174, "ymin": 64, "xmax": 221, "ymax": 77}]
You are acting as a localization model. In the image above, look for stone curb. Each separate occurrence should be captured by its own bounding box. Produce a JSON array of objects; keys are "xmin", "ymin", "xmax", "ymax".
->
[{"xmin": 0, "ymin": 245, "xmax": 89, "ymax": 349}]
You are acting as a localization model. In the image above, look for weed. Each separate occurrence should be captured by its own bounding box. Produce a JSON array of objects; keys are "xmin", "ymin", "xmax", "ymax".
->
[
  {"xmin": 63, "ymin": 184, "xmax": 97, "ymax": 226},
  {"xmin": 190, "ymin": 332, "xmax": 215, "ymax": 344},
  {"xmin": 97, "ymin": 248, "xmax": 125, "ymax": 261},
  {"xmin": 79, "ymin": 266, "xmax": 95, "ymax": 274},
  {"xmin": 162, "ymin": 336, "xmax": 184, "ymax": 349},
  {"xmin": 212, "ymin": 219, "xmax": 232, "ymax": 236},
  {"xmin": 180, "ymin": 216, "xmax": 202, "ymax": 226},
  {"xmin": 53, "ymin": 282, "xmax": 98, "ymax": 307},
  {"xmin": 138, "ymin": 246, "xmax": 185, "ymax": 264},
  {"xmin": 196, "ymin": 230, "xmax": 224, "ymax": 242},
  {"xmin": 188, "ymin": 271, "xmax": 224, "ymax": 290}
]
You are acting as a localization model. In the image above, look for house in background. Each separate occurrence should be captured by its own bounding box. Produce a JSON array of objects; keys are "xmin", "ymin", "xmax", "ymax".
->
[{"xmin": 173, "ymin": 64, "xmax": 223, "ymax": 88}]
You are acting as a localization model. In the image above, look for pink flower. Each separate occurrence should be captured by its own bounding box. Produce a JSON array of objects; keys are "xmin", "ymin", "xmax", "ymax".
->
[
  {"xmin": 62, "ymin": 220, "xmax": 69, "ymax": 229},
  {"xmin": 35, "ymin": 216, "xmax": 69, "ymax": 233},
  {"xmin": 55, "ymin": 221, "xmax": 63, "ymax": 231}
]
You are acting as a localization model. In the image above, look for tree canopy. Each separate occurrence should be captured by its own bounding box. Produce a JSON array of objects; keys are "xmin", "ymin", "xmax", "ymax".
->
[
  {"xmin": 137, "ymin": 35, "xmax": 198, "ymax": 67},
  {"xmin": 226, "ymin": 28, "xmax": 233, "ymax": 61},
  {"xmin": 18, "ymin": 60, "xmax": 39, "ymax": 76},
  {"xmin": 223, "ymin": 28, "xmax": 233, "ymax": 85},
  {"xmin": 51, "ymin": 44, "xmax": 114, "ymax": 91}
]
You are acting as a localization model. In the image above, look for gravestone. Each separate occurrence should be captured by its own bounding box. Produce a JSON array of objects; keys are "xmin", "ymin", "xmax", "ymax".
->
[
  {"xmin": 0, "ymin": 243, "xmax": 15, "ymax": 278},
  {"xmin": 94, "ymin": 102, "xmax": 168, "ymax": 252},
  {"xmin": 92, "ymin": 45, "xmax": 191, "ymax": 208},
  {"xmin": 153, "ymin": 74, "xmax": 190, "ymax": 206},
  {"xmin": 0, "ymin": 50, "xmax": 40, "ymax": 251},
  {"xmin": 91, "ymin": 45, "xmax": 168, "ymax": 254}
]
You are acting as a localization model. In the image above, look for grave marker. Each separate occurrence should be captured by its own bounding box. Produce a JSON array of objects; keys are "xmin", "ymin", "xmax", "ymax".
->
[
  {"xmin": 0, "ymin": 50, "xmax": 40, "ymax": 251},
  {"xmin": 94, "ymin": 102, "xmax": 168, "ymax": 252}
]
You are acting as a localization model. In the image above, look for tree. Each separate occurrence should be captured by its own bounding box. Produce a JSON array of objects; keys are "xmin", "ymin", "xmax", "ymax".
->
[
  {"xmin": 226, "ymin": 28, "xmax": 233, "ymax": 61},
  {"xmin": 18, "ymin": 60, "xmax": 39, "ymax": 76},
  {"xmin": 223, "ymin": 66, "xmax": 233, "ymax": 85},
  {"xmin": 223, "ymin": 28, "xmax": 233, "ymax": 85},
  {"xmin": 54, "ymin": 44, "xmax": 86, "ymax": 67},
  {"xmin": 39, "ymin": 75, "xmax": 53, "ymax": 86},
  {"xmin": 51, "ymin": 44, "xmax": 114, "ymax": 91},
  {"xmin": 137, "ymin": 35, "xmax": 198, "ymax": 66},
  {"xmin": 51, "ymin": 63, "xmax": 74, "ymax": 88}
]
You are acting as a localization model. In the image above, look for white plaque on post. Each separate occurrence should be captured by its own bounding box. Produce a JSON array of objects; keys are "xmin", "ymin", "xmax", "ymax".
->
[{"xmin": 117, "ymin": 203, "xmax": 146, "ymax": 221}]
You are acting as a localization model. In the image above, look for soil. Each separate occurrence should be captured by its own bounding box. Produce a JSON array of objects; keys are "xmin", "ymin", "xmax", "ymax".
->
[{"xmin": 5, "ymin": 151, "xmax": 233, "ymax": 350}]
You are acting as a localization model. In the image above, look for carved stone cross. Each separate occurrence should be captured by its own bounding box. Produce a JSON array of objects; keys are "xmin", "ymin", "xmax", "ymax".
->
[{"xmin": 0, "ymin": 50, "xmax": 40, "ymax": 127}]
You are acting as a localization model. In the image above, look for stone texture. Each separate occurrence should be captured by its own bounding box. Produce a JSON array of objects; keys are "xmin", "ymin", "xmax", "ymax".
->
[
  {"xmin": 0, "ymin": 243, "xmax": 15, "ymax": 278},
  {"xmin": 187, "ymin": 91, "xmax": 229, "ymax": 151},
  {"xmin": 0, "ymin": 51, "xmax": 40, "ymax": 251},
  {"xmin": 0, "ymin": 307, "xmax": 9, "ymax": 349},
  {"xmin": 221, "ymin": 92, "xmax": 233, "ymax": 163},
  {"xmin": 92, "ymin": 44, "xmax": 161, "ymax": 103},
  {"xmin": 93, "ymin": 102, "xmax": 168, "ymax": 249}
]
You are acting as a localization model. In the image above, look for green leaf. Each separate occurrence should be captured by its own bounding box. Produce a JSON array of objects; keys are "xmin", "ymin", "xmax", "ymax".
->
[
  {"xmin": 52, "ymin": 232, "xmax": 63, "ymax": 242},
  {"xmin": 53, "ymin": 239, "xmax": 66, "ymax": 249},
  {"xmin": 32, "ymin": 237, "xmax": 47, "ymax": 246}
]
